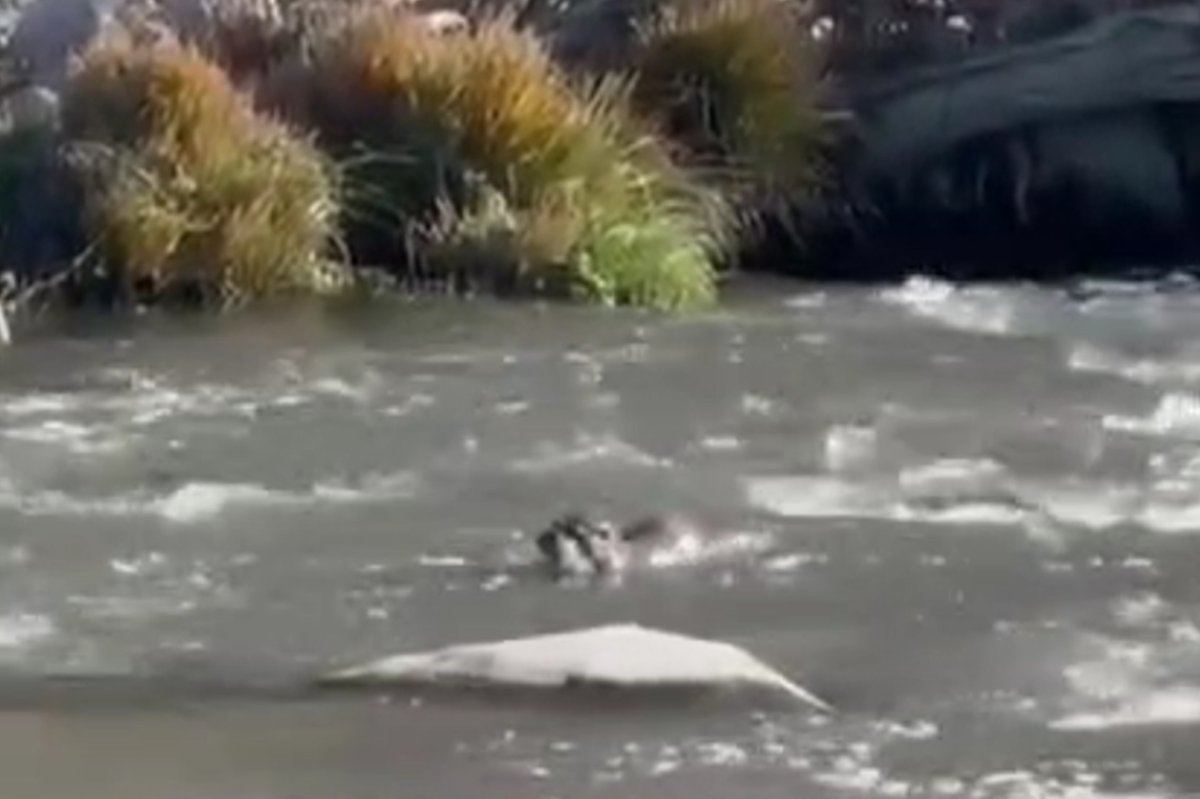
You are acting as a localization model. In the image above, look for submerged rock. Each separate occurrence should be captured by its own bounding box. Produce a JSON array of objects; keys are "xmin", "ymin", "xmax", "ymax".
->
[{"xmin": 319, "ymin": 623, "xmax": 831, "ymax": 710}]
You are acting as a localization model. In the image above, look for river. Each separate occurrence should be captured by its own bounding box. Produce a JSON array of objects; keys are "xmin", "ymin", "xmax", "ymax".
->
[{"xmin": 0, "ymin": 275, "xmax": 1198, "ymax": 798}]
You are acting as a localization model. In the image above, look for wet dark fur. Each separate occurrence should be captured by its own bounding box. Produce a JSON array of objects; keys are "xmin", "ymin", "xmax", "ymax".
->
[{"xmin": 534, "ymin": 511, "xmax": 694, "ymax": 577}]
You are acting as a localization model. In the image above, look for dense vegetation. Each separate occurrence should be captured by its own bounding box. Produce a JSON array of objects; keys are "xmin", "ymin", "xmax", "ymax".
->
[{"xmin": 0, "ymin": 0, "xmax": 830, "ymax": 316}]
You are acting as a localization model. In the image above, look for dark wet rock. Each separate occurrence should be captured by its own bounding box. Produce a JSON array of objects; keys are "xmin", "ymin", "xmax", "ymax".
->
[
  {"xmin": 5, "ymin": 0, "xmax": 123, "ymax": 88},
  {"xmin": 771, "ymin": 5, "xmax": 1200, "ymax": 281}
]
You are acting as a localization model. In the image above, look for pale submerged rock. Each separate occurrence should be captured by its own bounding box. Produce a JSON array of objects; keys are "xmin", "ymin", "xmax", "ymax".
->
[{"xmin": 321, "ymin": 623, "xmax": 831, "ymax": 710}]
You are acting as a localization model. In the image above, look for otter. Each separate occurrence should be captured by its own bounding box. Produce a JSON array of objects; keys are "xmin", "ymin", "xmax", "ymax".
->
[{"xmin": 534, "ymin": 511, "xmax": 701, "ymax": 578}]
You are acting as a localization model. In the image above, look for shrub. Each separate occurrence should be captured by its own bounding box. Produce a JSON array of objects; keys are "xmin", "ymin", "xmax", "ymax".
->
[
  {"xmin": 61, "ymin": 39, "xmax": 347, "ymax": 306},
  {"xmin": 631, "ymin": 0, "xmax": 828, "ymax": 225},
  {"xmin": 278, "ymin": 8, "xmax": 727, "ymax": 309}
]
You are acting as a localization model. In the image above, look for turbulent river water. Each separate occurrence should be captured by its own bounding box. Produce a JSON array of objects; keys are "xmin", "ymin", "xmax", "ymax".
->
[{"xmin": 2, "ymin": 276, "xmax": 1200, "ymax": 798}]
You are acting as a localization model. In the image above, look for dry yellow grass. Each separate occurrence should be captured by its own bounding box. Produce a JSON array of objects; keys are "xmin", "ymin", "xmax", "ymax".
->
[
  {"xmin": 633, "ymin": 0, "xmax": 828, "ymax": 215},
  {"xmin": 279, "ymin": 8, "xmax": 727, "ymax": 309},
  {"xmin": 62, "ymin": 41, "xmax": 346, "ymax": 305}
]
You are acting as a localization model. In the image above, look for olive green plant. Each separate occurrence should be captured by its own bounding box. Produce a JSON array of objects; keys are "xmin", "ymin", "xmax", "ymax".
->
[{"xmin": 280, "ymin": 8, "xmax": 729, "ymax": 309}]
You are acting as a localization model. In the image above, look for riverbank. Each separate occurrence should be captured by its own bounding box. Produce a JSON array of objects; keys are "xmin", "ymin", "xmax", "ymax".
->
[{"xmin": 0, "ymin": 0, "xmax": 829, "ymax": 326}]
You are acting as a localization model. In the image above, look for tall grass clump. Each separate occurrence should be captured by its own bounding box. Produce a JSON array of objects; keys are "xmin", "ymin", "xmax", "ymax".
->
[
  {"xmin": 631, "ymin": 0, "xmax": 828, "ymax": 227},
  {"xmin": 281, "ymin": 9, "xmax": 728, "ymax": 309},
  {"xmin": 60, "ymin": 38, "xmax": 347, "ymax": 307}
]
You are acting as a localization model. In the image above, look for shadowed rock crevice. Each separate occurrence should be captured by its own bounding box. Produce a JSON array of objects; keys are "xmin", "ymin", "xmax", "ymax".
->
[{"xmin": 753, "ymin": 4, "xmax": 1200, "ymax": 281}]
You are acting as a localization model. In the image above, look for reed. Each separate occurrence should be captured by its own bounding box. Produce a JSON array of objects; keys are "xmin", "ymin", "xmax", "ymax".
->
[
  {"xmin": 61, "ymin": 39, "xmax": 347, "ymax": 306},
  {"xmin": 631, "ymin": 0, "xmax": 828, "ymax": 223},
  {"xmin": 281, "ymin": 8, "xmax": 728, "ymax": 309}
]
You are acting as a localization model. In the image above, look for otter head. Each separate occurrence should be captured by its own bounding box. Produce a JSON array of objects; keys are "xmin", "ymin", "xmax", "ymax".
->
[{"xmin": 535, "ymin": 512, "xmax": 622, "ymax": 578}]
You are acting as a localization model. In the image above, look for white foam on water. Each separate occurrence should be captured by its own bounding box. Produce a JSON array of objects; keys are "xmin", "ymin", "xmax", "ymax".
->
[
  {"xmin": 0, "ymin": 613, "xmax": 55, "ymax": 656},
  {"xmin": 109, "ymin": 551, "xmax": 168, "ymax": 577},
  {"xmin": 898, "ymin": 502, "xmax": 1029, "ymax": 526},
  {"xmin": 2, "ymin": 419, "xmax": 133, "ymax": 455},
  {"xmin": 0, "ymin": 471, "xmax": 420, "ymax": 523},
  {"xmin": 783, "ymin": 291, "xmax": 827, "ymax": 309},
  {"xmin": 898, "ymin": 457, "xmax": 1010, "ymax": 501},
  {"xmin": 0, "ymin": 368, "xmax": 420, "ymax": 463},
  {"xmin": 0, "ymin": 488, "xmax": 152, "ymax": 518},
  {"xmin": 1052, "ymin": 688, "xmax": 1200, "ymax": 730},
  {"xmin": 950, "ymin": 767, "xmax": 1167, "ymax": 799},
  {"xmin": 797, "ymin": 332, "xmax": 829, "ymax": 346},
  {"xmin": 151, "ymin": 482, "xmax": 284, "ymax": 524},
  {"xmin": 123, "ymin": 383, "xmax": 253, "ymax": 426},
  {"xmin": 67, "ymin": 594, "xmax": 201, "ymax": 621},
  {"xmin": 811, "ymin": 755, "xmax": 885, "ymax": 793},
  {"xmin": 313, "ymin": 471, "xmax": 420, "ymax": 503},
  {"xmin": 693, "ymin": 741, "xmax": 749, "ymax": 767},
  {"xmin": 745, "ymin": 475, "xmax": 891, "ymax": 520},
  {"xmin": 493, "ymin": 399, "xmax": 530, "ymax": 416},
  {"xmin": 750, "ymin": 455, "xmax": 1200, "ymax": 536},
  {"xmin": 1133, "ymin": 499, "xmax": 1200, "ymax": 534},
  {"xmin": 645, "ymin": 530, "xmax": 774, "ymax": 570},
  {"xmin": 697, "ymin": 435, "xmax": 742, "ymax": 452},
  {"xmin": 155, "ymin": 472, "xmax": 420, "ymax": 524},
  {"xmin": 0, "ymin": 380, "xmax": 262, "ymax": 461},
  {"xmin": 0, "ymin": 394, "xmax": 76, "ymax": 416},
  {"xmin": 417, "ymin": 554, "xmax": 471, "ymax": 568},
  {"xmin": 1103, "ymin": 393, "xmax": 1200, "ymax": 438},
  {"xmin": 763, "ymin": 551, "xmax": 828, "ymax": 573},
  {"xmin": 746, "ymin": 464, "xmax": 1028, "ymax": 529},
  {"xmin": 1147, "ymin": 447, "xmax": 1200, "ymax": 482},
  {"xmin": 740, "ymin": 393, "xmax": 780, "ymax": 416},
  {"xmin": 381, "ymin": 393, "xmax": 436, "ymax": 417},
  {"xmin": 1005, "ymin": 463, "xmax": 1200, "ymax": 534},
  {"xmin": 824, "ymin": 424, "xmax": 879, "ymax": 474},
  {"xmin": 1111, "ymin": 593, "xmax": 1171, "ymax": 630},
  {"xmin": 1068, "ymin": 344, "xmax": 1200, "ymax": 385},
  {"xmin": 508, "ymin": 432, "xmax": 672, "ymax": 473},
  {"xmin": 874, "ymin": 719, "xmax": 939, "ymax": 740},
  {"xmin": 877, "ymin": 276, "xmax": 1021, "ymax": 336},
  {"xmin": 309, "ymin": 375, "xmax": 383, "ymax": 402},
  {"xmin": 1015, "ymin": 480, "xmax": 1141, "ymax": 531},
  {"xmin": 1050, "ymin": 629, "xmax": 1200, "ymax": 731}
]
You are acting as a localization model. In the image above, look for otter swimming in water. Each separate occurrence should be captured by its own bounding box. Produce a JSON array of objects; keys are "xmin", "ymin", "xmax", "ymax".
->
[{"xmin": 534, "ymin": 511, "xmax": 701, "ymax": 578}]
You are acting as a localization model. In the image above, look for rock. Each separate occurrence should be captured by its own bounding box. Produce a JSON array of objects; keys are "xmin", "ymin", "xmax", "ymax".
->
[
  {"xmin": 319, "ymin": 623, "xmax": 832, "ymax": 710},
  {"xmin": 7, "ymin": 0, "xmax": 122, "ymax": 88}
]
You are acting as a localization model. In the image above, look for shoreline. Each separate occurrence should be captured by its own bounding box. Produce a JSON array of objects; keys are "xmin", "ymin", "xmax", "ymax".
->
[{"xmin": 0, "ymin": 0, "xmax": 1196, "ymax": 332}]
